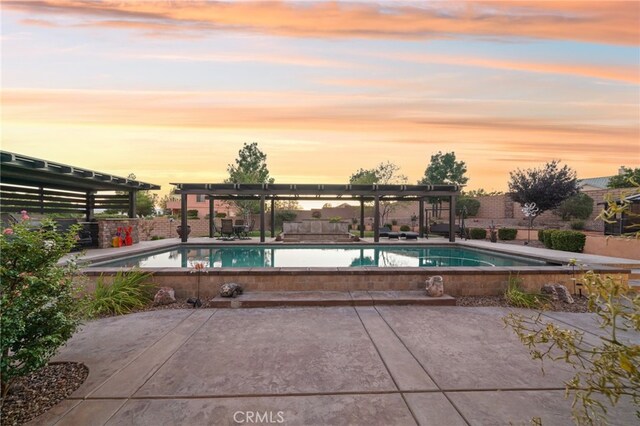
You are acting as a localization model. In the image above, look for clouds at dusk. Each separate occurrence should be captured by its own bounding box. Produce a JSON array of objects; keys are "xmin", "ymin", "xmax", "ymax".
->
[{"xmin": 1, "ymin": 1, "xmax": 638, "ymax": 193}]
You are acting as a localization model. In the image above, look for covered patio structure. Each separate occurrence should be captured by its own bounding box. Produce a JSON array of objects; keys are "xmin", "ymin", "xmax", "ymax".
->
[
  {"xmin": 1, "ymin": 151, "xmax": 160, "ymax": 221},
  {"xmin": 171, "ymin": 183, "xmax": 460, "ymax": 243}
]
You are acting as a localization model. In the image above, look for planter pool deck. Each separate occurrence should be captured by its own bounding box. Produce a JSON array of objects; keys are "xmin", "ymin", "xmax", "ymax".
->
[{"xmin": 72, "ymin": 238, "xmax": 638, "ymax": 299}]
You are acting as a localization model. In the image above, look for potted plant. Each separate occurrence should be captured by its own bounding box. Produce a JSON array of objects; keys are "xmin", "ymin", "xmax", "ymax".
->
[{"xmin": 176, "ymin": 225, "xmax": 191, "ymax": 238}]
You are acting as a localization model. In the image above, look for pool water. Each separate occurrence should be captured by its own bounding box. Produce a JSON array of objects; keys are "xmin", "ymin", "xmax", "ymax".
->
[{"xmin": 91, "ymin": 245, "xmax": 550, "ymax": 268}]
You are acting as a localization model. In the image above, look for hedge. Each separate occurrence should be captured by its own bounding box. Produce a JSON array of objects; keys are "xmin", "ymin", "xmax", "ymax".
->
[
  {"xmin": 550, "ymin": 230, "xmax": 586, "ymax": 253},
  {"xmin": 542, "ymin": 229, "xmax": 559, "ymax": 249},
  {"xmin": 469, "ymin": 228, "xmax": 487, "ymax": 240},
  {"xmin": 498, "ymin": 228, "xmax": 518, "ymax": 241},
  {"xmin": 400, "ymin": 225, "xmax": 411, "ymax": 232},
  {"xmin": 538, "ymin": 229, "xmax": 545, "ymax": 242}
]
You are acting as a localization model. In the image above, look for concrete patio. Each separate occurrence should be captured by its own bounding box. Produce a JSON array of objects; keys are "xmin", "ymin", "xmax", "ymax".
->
[{"xmin": 28, "ymin": 306, "xmax": 637, "ymax": 426}]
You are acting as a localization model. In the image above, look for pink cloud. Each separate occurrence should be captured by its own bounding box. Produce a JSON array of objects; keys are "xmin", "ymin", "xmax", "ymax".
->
[{"xmin": 4, "ymin": 0, "xmax": 638, "ymax": 45}]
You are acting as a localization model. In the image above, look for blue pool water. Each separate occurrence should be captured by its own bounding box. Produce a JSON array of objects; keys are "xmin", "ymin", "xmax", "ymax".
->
[{"xmin": 91, "ymin": 245, "xmax": 550, "ymax": 268}]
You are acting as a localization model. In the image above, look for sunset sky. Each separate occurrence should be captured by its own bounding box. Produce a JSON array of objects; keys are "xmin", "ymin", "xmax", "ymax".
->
[{"xmin": 1, "ymin": 1, "xmax": 639, "ymax": 201}]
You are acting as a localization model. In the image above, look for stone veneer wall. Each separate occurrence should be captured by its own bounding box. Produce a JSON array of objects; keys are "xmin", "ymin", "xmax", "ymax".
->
[
  {"xmin": 80, "ymin": 267, "xmax": 629, "ymax": 299},
  {"xmin": 97, "ymin": 219, "xmax": 140, "ymax": 248}
]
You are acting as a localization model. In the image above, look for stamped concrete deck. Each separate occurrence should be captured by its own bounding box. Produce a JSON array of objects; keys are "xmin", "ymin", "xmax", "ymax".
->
[{"xmin": 28, "ymin": 306, "xmax": 637, "ymax": 426}]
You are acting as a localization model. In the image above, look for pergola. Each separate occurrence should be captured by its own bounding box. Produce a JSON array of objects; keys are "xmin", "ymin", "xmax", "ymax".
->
[
  {"xmin": 172, "ymin": 183, "xmax": 460, "ymax": 243},
  {"xmin": 1, "ymin": 151, "xmax": 160, "ymax": 221}
]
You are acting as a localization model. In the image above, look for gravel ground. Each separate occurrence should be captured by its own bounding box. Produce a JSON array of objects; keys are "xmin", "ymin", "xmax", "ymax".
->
[
  {"xmin": 1, "ymin": 362, "xmax": 88, "ymax": 426},
  {"xmin": 457, "ymin": 295, "xmax": 590, "ymax": 312}
]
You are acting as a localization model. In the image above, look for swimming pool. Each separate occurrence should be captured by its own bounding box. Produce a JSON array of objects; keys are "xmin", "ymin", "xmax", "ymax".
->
[{"xmin": 91, "ymin": 244, "xmax": 550, "ymax": 268}]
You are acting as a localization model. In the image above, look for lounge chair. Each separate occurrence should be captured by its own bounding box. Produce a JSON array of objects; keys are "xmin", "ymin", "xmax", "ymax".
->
[
  {"xmin": 378, "ymin": 226, "xmax": 391, "ymax": 237},
  {"xmin": 220, "ymin": 218, "xmax": 235, "ymax": 240}
]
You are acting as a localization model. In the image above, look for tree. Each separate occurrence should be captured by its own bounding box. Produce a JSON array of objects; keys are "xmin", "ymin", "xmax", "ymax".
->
[
  {"xmin": 105, "ymin": 174, "xmax": 158, "ymax": 217},
  {"xmin": 419, "ymin": 152, "xmax": 468, "ymax": 217},
  {"xmin": 555, "ymin": 193, "xmax": 594, "ymax": 221},
  {"xmin": 275, "ymin": 199, "xmax": 300, "ymax": 211},
  {"xmin": 508, "ymin": 160, "xmax": 579, "ymax": 219},
  {"xmin": 349, "ymin": 162, "xmax": 407, "ymax": 226},
  {"xmin": 225, "ymin": 142, "xmax": 275, "ymax": 218},
  {"xmin": 419, "ymin": 151, "xmax": 469, "ymax": 186},
  {"xmin": 463, "ymin": 189, "xmax": 504, "ymax": 197},
  {"xmin": 608, "ymin": 167, "xmax": 640, "ymax": 189},
  {"xmin": 456, "ymin": 196, "xmax": 481, "ymax": 217}
]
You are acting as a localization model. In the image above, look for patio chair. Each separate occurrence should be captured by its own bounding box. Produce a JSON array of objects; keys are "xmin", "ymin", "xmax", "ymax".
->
[
  {"xmin": 220, "ymin": 218, "xmax": 235, "ymax": 240},
  {"xmin": 234, "ymin": 219, "xmax": 250, "ymax": 239}
]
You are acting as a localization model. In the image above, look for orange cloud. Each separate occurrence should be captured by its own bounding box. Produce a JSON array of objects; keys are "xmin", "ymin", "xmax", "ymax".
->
[
  {"xmin": 3, "ymin": 88, "xmax": 637, "ymax": 142},
  {"xmin": 384, "ymin": 53, "xmax": 639, "ymax": 85},
  {"xmin": 4, "ymin": 0, "xmax": 638, "ymax": 45}
]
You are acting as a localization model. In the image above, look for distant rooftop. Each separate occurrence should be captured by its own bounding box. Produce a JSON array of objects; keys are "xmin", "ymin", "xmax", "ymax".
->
[{"xmin": 578, "ymin": 176, "xmax": 612, "ymax": 190}]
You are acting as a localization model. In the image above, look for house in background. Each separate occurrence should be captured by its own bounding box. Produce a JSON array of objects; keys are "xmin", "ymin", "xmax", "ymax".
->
[{"xmin": 166, "ymin": 194, "xmax": 237, "ymax": 218}]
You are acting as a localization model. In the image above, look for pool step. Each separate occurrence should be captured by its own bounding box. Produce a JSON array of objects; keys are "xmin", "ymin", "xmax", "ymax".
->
[{"xmin": 209, "ymin": 291, "xmax": 456, "ymax": 309}]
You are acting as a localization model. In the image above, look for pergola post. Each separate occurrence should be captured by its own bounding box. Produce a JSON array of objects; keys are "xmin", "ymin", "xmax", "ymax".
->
[
  {"xmin": 260, "ymin": 195, "xmax": 266, "ymax": 242},
  {"xmin": 419, "ymin": 199, "xmax": 424, "ymax": 238},
  {"xmin": 85, "ymin": 191, "xmax": 95, "ymax": 222},
  {"xmin": 270, "ymin": 198, "xmax": 275, "ymax": 237},
  {"xmin": 180, "ymin": 193, "xmax": 188, "ymax": 242},
  {"xmin": 374, "ymin": 195, "xmax": 380, "ymax": 243},
  {"xmin": 360, "ymin": 197, "xmax": 365, "ymax": 238},
  {"xmin": 39, "ymin": 186, "xmax": 45, "ymax": 215},
  {"xmin": 209, "ymin": 197, "xmax": 215, "ymax": 238},
  {"xmin": 449, "ymin": 194, "xmax": 456, "ymax": 242},
  {"xmin": 128, "ymin": 190, "xmax": 136, "ymax": 218}
]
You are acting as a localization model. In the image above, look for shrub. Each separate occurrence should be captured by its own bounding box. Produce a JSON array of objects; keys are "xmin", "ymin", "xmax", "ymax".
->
[
  {"xmin": 391, "ymin": 219, "xmax": 398, "ymax": 226},
  {"xmin": 570, "ymin": 220, "xmax": 585, "ymax": 230},
  {"xmin": 187, "ymin": 209, "xmax": 199, "ymax": 219},
  {"xmin": 555, "ymin": 193, "xmax": 594, "ymax": 221},
  {"xmin": 329, "ymin": 216, "xmax": 342, "ymax": 223},
  {"xmin": 542, "ymin": 229, "xmax": 560, "ymax": 249},
  {"xmin": 498, "ymin": 228, "xmax": 518, "ymax": 240},
  {"xmin": 83, "ymin": 269, "xmax": 154, "ymax": 317},
  {"xmin": 469, "ymin": 228, "xmax": 487, "ymax": 239},
  {"xmin": 400, "ymin": 225, "xmax": 411, "ymax": 232},
  {"xmin": 504, "ymin": 275, "xmax": 547, "ymax": 309},
  {"xmin": 1, "ymin": 216, "xmax": 83, "ymax": 398},
  {"xmin": 537, "ymin": 229, "xmax": 546, "ymax": 242},
  {"xmin": 275, "ymin": 210, "xmax": 297, "ymax": 228},
  {"xmin": 311, "ymin": 211, "xmax": 322, "ymax": 219},
  {"xmin": 215, "ymin": 212, "xmax": 227, "ymax": 218},
  {"xmin": 150, "ymin": 235, "xmax": 164, "ymax": 240},
  {"xmin": 456, "ymin": 196, "xmax": 481, "ymax": 217},
  {"xmin": 550, "ymin": 230, "xmax": 586, "ymax": 253},
  {"xmin": 383, "ymin": 223, "xmax": 392, "ymax": 229}
]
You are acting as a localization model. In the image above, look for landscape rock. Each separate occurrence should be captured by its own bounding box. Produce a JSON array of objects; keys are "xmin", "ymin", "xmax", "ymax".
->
[
  {"xmin": 541, "ymin": 284, "xmax": 574, "ymax": 304},
  {"xmin": 220, "ymin": 283, "xmax": 243, "ymax": 298},
  {"xmin": 426, "ymin": 276, "xmax": 444, "ymax": 297},
  {"xmin": 153, "ymin": 287, "xmax": 176, "ymax": 305}
]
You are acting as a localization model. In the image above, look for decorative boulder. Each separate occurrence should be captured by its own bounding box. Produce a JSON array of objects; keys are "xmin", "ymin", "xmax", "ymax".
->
[
  {"xmin": 426, "ymin": 276, "xmax": 444, "ymax": 297},
  {"xmin": 541, "ymin": 284, "xmax": 574, "ymax": 304},
  {"xmin": 154, "ymin": 287, "xmax": 176, "ymax": 305},
  {"xmin": 220, "ymin": 283, "xmax": 243, "ymax": 298}
]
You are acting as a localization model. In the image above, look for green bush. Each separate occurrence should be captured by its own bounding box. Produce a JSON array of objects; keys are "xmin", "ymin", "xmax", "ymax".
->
[
  {"xmin": 537, "ymin": 229, "xmax": 545, "ymax": 242},
  {"xmin": 542, "ymin": 229, "xmax": 560, "ymax": 249},
  {"xmin": 150, "ymin": 235, "xmax": 164, "ymax": 240},
  {"xmin": 215, "ymin": 212, "xmax": 227, "ymax": 218},
  {"xmin": 1, "ymin": 216, "xmax": 83, "ymax": 398},
  {"xmin": 469, "ymin": 228, "xmax": 487, "ymax": 239},
  {"xmin": 391, "ymin": 219, "xmax": 398, "ymax": 226},
  {"xmin": 570, "ymin": 220, "xmax": 585, "ymax": 230},
  {"xmin": 187, "ymin": 209, "xmax": 199, "ymax": 219},
  {"xmin": 400, "ymin": 225, "xmax": 411, "ymax": 232},
  {"xmin": 550, "ymin": 230, "xmax": 586, "ymax": 253},
  {"xmin": 275, "ymin": 210, "xmax": 297, "ymax": 229},
  {"xmin": 555, "ymin": 193, "xmax": 594, "ymax": 221},
  {"xmin": 498, "ymin": 228, "xmax": 518, "ymax": 240},
  {"xmin": 329, "ymin": 216, "xmax": 342, "ymax": 223},
  {"xmin": 83, "ymin": 269, "xmax": 154, "ymax": 317}
]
